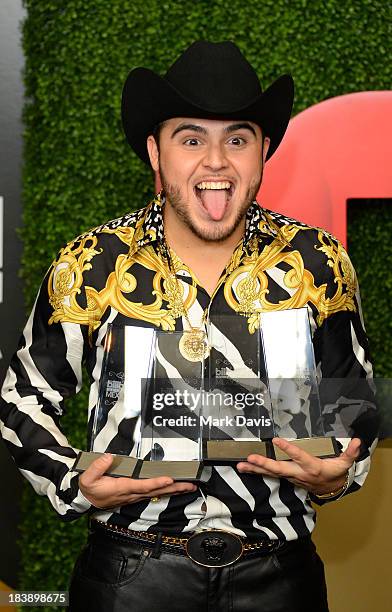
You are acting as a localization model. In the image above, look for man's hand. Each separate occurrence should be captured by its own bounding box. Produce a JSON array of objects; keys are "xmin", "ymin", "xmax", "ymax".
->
[
  {"xmin": 79, "ymin": 453, "xmax": 197, "ymax": 509},
  {"xmin": 237, "ymin": 437, "xmax": 361, "ymax": 495}
]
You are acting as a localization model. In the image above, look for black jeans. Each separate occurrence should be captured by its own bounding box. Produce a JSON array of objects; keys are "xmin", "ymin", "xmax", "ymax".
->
[{"xmin": 67, "ymin": 529, "xmax": 329, "ymax": 612}]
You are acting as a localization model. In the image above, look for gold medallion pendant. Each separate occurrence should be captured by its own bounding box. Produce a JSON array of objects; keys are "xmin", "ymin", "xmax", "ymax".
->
[{"xmin": 179, "ymin": 328, "xmax": 210, "ymax": 362}]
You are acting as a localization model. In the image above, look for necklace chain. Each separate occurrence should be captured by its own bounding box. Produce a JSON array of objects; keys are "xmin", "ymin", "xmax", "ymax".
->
[
  {"xmin": 158, "ymin": 236, "xmax": 253, "ymax": 361},
  {"xmin": 159, "ymin": 238, "xmax": 209, "ymax": 330},
  {"xmin": 159, "ymin": 236, "xmax": 246, "ymax": 325},
  {"xmin": 159, "ymin": 237, "xmax": 214, "ymax": 362}
]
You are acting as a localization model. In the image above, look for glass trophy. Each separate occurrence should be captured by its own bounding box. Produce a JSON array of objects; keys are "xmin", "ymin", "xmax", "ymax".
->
[
  {"xmin": 73, "ymin": 324, "xmax": 206, "ymax": 481},
  {"xmin": 201, "ymin": 308, "xmax": 339, "ymax": 463},
  {"xmin": 135, "ymin": 326, "xmax": 206, "ymax": 480},
  {"xmin": 202, "ymin": 314, "xmax": 274, "ymax": 462},
  {"xmin": 260, "ymin": 307, "xmax": 339, "ymax": 460}
]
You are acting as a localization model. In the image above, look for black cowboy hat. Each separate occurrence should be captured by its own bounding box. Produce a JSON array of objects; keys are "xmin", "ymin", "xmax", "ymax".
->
[{"xmin": 121, "ymin": 41, "xmax": 294, "ymax": 164}]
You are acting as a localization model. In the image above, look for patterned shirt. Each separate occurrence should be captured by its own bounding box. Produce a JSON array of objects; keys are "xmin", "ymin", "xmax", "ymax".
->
[{"xmin": 0, "ymin": 192, "xmax": 378, "ymax": 540}]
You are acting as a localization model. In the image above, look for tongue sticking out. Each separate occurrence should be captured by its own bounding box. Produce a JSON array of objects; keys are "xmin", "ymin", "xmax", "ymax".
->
[{"xmin": 198, "ymin": 189, "xmax": 229, "ymax": 221}]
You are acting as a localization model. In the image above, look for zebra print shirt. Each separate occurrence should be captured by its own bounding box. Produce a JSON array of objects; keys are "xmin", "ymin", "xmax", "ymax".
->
[{"xmin": 0, "ymin": 192, "xmax": 378, "ymax": 540}]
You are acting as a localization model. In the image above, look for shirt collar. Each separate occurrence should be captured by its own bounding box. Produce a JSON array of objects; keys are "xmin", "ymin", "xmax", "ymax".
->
[
  {"xmin": 243, "ymin": 200, "xmax": 280, "ymax": 244},
  {"xmin": 133, "ymin": 191, "xmax": 280, "ymax": 253},
  {"xmin": 133, "ymin": 191, "xmax": 165, "ymax": 250}
]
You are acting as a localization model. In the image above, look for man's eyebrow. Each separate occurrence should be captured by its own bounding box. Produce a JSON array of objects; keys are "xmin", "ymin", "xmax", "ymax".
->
[
  {"xmin": 170, "ymin": 121, "xmax": 258, "ymax": 139},
  {"xmin": 170, "ymin": 123, "xmax": 208, "ymax": 138},
  {"xmin": 224, "ymin": 122, "xmax": 257, "ymax": 136}
]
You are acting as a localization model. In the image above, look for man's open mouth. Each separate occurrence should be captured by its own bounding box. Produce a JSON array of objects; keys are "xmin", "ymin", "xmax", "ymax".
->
[{"xmin": 194, "ymin": 181, "xmax": 234, "ymax": 221}]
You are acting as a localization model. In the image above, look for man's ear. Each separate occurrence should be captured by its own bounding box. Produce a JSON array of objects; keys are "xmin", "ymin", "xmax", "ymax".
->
[
  {"xmin": 147, "ymin": 135, "xmax": 159, "ymax": 172},
  {"xmin": 262, "ymin": 136, "xmax": 271, "ymax": 163}
]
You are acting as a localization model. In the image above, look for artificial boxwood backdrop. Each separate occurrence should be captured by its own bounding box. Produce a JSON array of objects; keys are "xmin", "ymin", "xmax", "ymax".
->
[{"xmin": 17, "ymin": 0, "xmax": 391, "ymax": 608}]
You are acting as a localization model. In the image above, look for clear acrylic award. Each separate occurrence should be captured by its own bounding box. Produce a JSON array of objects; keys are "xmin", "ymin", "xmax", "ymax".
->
[
  {"xmin": 261, "ymin": 307, "xmax": 339, "ymax": 460},
  {"xmin": 202, "ymin": 315, "xmax": 274, "ymax": 462},
  {"xmin": 202, "ymin": 308, "xmax": 339, "ymax": 463},
  {"xmin": 135, "ymin": 327, "xmax": 206, "ymax": 480},
  {"xmin": 73, "ymin": 323, "xmax": 206, "ymax": 481}
]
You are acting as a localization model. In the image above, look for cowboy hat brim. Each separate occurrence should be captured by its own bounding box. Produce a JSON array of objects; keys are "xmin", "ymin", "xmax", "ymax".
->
[{"xmin": 121, "ymin": 68, "xmax": 294, "ymax": 164}]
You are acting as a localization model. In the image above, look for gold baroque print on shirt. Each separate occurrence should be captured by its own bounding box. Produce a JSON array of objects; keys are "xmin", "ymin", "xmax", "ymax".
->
[
  {"xmin": 48, "ymin": 235, "xmax": 103, "ymax": 335},
  {"xmin": 83, "ymin": 244, "xmax": 198, "ymax": 331},
  {"xmin": 224, "ymin": 224, "xmax": 356, "ymax": 331},
  {"xmin": 99, "ymin": 214, "xmax": 156, "ymax": 255},
  {"xmin": 48, "ymin": 230, "xmax": 198, "ymax": 336},
  {"xmin": 315, "ymin": 231, "xmax": 357, "ymax": 323},
  {"xmin": 47, "ymin": 196, "xmax": 357, "ymax": 337},
  {"xmin": 47, "ymin": 193, "xmax": 197, "ymax": 334}
]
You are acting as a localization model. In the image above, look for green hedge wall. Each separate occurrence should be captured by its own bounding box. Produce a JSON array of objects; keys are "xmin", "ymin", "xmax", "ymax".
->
[
  {"xmin": 18, "ymin": 0, "xmax": 391, "ymax": 608},
  {"xmin": 347, "ymin": 200, "xmax": 392, "ymax": 433}
]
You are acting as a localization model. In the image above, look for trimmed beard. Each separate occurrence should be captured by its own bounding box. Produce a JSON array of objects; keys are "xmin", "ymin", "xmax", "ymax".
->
[{"xmin": 159, "ymin": 164, "xmax": 263, "ymax": 243}]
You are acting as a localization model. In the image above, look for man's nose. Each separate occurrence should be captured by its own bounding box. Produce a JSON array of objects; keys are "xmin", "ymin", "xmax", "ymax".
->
[{"xmin": 202, "ymin": 143, "xmax": 228, "ymax": 170}]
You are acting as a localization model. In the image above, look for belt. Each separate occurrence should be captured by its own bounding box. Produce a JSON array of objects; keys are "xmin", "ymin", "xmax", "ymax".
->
[{"xmin": 90, "ymin": 519, "xmax": 289, "ymax": 568}]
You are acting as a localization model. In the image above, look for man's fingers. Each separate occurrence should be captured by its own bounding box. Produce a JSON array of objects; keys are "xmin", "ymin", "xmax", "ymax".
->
[
  {"xmin": 141, "ymin": 482, "xmax": 197, "ymax": 497},
  {"xmin": 114, "ymin": 477, "xmax": 193, "ymax": 498},
  {"xmin": 80, "ymin": 453, "xmax": 114, "ymax": 486},
  {"xmin": 340, "ymin": 437, "xmax": 361, "ymax": 463},
  {"xmin": 238, "ymin": 439, "xmax": 322, "ymax": 479},
  {"xmin": 80, "ymin": 456, "xmax": 177, "ymax": 494},
  {"xmin": 271, "ymin": 438, "xmax": 322, "ymax": 473},
  {"xmin": 79, "ymin": 461, "xmax": 195, "ymax": 507},
  {"xmin": 130, "ymin": 476, "xmax": 178, "ymax": 495},
  {"xmin": 237, "ymin": 462, "xmax": 275, "ymax": 476},
  {"xmin": 237, "ymin": 438, "xmax": 363, "ymax": 492},
  {"xmin": 237, "ymin": 455, "xmax": 301, "ymax": 479},
  {"xmin": 118, "ymin": 481, "xmax": 197, "ymax": 505}
]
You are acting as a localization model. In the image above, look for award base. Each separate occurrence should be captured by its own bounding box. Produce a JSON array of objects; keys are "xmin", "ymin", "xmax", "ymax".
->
[
  {"xmin": 138, "ymin": 460, "xmax": 207, "ymax": 481},
  {"xmin": 203, "ymin": 440, "xmax": 269, "ymax": 463},
  {"xmin": 73, "ymin": 438, "xmax": 339, "ymax": 481},
  {"xmin": 271, "ymin": 437, "xmax": 340, "ymax": 461},
  {"xmin": 72, "ymin": 451, "xmax": 207, "ymax": 482},
  {"xmin": 73, "ymin": 451, "xmax": 140, "ymax": 477},
  {"xmin": 202, "ymin": 437, "xmax": 340, "ymax": 463}
]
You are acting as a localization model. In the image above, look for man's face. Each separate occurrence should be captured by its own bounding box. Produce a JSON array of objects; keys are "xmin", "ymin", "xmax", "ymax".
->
[{"xmin": 147, "ymin": 117, "xmax": 270, "ymax": 242}]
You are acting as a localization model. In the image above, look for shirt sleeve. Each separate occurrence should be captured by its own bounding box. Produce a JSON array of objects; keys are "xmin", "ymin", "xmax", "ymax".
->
[
  {"xmin": 0, "ymin": 265, "xmax": 93, "ymax": 521},
  {"xmin": 309, "ymin": 239, "xmax": 380, "ymax": 505}
]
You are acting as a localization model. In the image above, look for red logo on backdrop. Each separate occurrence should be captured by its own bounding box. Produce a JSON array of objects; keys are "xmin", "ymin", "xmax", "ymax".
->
[{"xmin": 257, "ymin": 91, "xmax": 392, "ymax": 246}]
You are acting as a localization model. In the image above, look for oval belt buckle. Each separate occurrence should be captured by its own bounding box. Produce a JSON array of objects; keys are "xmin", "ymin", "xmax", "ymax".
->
[{"xmin": 185, "ymin": 529, "xmax": 244, "ymax": 568}]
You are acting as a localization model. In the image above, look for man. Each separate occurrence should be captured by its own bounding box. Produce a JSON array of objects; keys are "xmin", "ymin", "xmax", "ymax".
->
[{"xmin": 0, "ymin": 41, "xmax": 378, "ymax": 611}]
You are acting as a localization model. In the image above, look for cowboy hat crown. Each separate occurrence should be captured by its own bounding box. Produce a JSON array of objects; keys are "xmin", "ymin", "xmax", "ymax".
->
[{"xmin": 121, "ymin": 41, "xmax": 294, "ymax": 164}]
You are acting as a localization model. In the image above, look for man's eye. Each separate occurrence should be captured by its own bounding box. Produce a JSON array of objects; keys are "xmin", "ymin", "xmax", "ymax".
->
[
  {"xmin": 228, "ymin": 137, "xmax": 245, "ymax": 146},
  {"xmin": 184, "ymin": 138, "xmax": 200, "ymax": 146}
]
